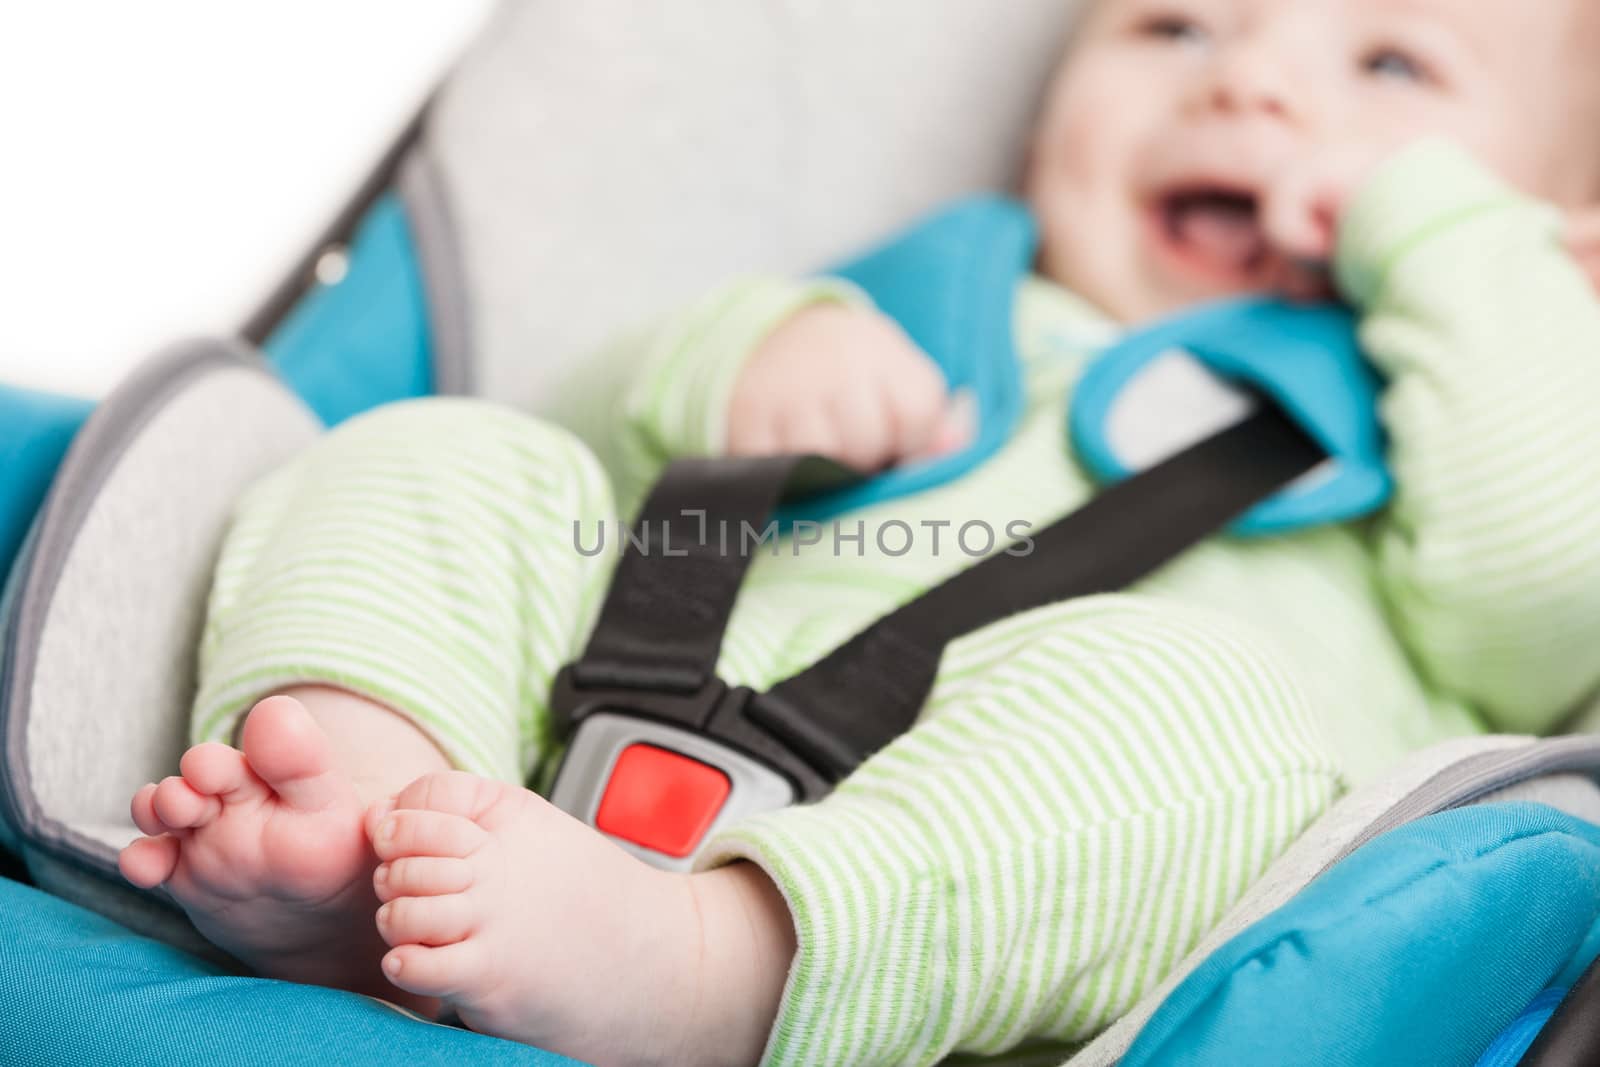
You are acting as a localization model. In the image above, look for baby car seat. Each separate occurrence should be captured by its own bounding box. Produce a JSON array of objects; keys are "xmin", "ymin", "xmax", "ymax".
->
[{"xmin": 5, "ymin": 4, "xmax": 1600, "ymax": 1064}]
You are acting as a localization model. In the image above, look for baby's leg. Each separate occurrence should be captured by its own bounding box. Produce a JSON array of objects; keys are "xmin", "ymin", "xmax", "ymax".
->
[
  {"xmin": 705, "ymin": 595, "xmax": 1340, "ymax": 1065},
  {"xmin": 118, "ymin": 398, "xmax": 615, "ymax": 1007},
  {"xmin": 359, "ymin": 595, "xmax": 1344, "ymax": 1067}
]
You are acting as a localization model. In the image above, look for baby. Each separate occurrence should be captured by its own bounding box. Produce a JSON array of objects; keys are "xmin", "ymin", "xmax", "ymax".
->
[{"xmin": 119, "ymin": 1, "xmax": 1600, "ymax": 1065}]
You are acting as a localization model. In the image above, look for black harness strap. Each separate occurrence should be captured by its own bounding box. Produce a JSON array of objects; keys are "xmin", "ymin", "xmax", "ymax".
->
[
  {"xmin": 555, "ymin": 401, "xmax": 1325, "ymax": 798},
  {"xmin": 570, "ymin": 454, "xmax": 857, "ymax": 696},
  {"xmin": 753, "ymin": 403, "xmax": 1324, "ymax": 779}
]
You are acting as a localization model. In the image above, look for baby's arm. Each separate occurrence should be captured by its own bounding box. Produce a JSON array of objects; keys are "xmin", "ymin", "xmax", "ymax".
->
[
  {"xmin": 536, "ymin": 280, "xmax": 966, "ymax": 517},
  {"xmin": 533, "ymin": 279, "xmax": 854, "ymax": 514},
  {"xmin": 1568, "ymin": 209, "xmax": 1600, "ymax": 295},
  {"xmin": 1328, "ymin": 141, "xmax": 1600, "ymax": 734}
]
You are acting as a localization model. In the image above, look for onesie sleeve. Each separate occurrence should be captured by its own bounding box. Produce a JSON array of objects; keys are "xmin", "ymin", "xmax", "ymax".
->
[
  {"xmin": 535, "ymin": 276, "xmax": 867, "ymax": 517},
  {"xmin": 1334, "ymin": 138, "xmax": 1600, "ymax": 734}
]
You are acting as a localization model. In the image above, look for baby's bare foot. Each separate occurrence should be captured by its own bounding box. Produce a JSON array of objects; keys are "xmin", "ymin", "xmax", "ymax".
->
[
  {"xmin": 118, "ymin": 695, "xmax": 412, "ymax": 1005},
  {"xmin": 369, "ymin": 770, "xmax": 795, "ymax": 1067}
]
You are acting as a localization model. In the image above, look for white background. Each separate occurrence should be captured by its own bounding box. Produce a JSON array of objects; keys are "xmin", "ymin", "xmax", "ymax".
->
[{"xmin": 0, "ymin": 1, "xmax": 493, "ymax": 398}]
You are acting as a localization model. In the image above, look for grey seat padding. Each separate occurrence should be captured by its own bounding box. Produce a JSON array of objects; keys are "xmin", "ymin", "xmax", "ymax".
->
[{"xmin": 421, "ymin": 0, "xmax": 1089, "ymax": 408}]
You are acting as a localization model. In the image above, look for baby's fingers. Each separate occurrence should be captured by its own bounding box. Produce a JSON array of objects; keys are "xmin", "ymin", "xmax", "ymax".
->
[
  {"xmin": 884, "ymin": 358, "xmax": 956, "ymax": 460},
  {"xmin": 904, "ymin": 389, "xmax": 978, "ymax": 464},
  {"xmin": 775, "ymin": 405, "xmax": 849, "ymax": 465},
  {"xmin": 1574, "ymin": 250, "xmax": 1600, "ymax": 300},
  {"xmin": 1564, "ymin": 209, "xmax": 1600, "ymax": 250},
  {"xmin": 826, "ymin": 388, "xmax": 899, "ymax": 472},
  {"xmin": 1564, "ymin": 210, "xmax": 1600, "ymax": 298},
  {"xmin": 1262, "ymin": 169, "xmax": 1338, "ymax": 263}
]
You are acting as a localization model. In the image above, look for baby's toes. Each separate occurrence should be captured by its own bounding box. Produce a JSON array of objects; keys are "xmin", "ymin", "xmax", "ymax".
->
[
  {"xmin": 130, "ymin": 783, "xmax": 167, "ymax": 837},
  {"xmin": 377, "ymin": 892, "xmax": 478, "ymax": 948},
  {"xmin": 118, "ymin": 834, "xmax": 180, "ymax": 889},
  {"xmin": 371, "ymin": 809, "xmax": 489, "ymax": 863},
  {"xmin": 392, "ymin": 770, "xmax": 499, "ymax": 820},
  {"xmin": 179, "ymin": 742, "xmax": 267, "ymax": 803},
  {"xmin": 381, "ymin": 940, "xmax": 485, "ymax": 1000},
  {"xmin": 151, "ymin": 775, "xmax": 221, "ymax": 830},
  {"xmin": 373, "ymin": 856, "xmax": 476, "ymax": 904}
]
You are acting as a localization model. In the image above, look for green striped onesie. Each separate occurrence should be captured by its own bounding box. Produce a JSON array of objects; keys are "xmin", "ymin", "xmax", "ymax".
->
[{"xmin": 191, "ymin": 140, "xmax": 1600, "ymax": 1066}]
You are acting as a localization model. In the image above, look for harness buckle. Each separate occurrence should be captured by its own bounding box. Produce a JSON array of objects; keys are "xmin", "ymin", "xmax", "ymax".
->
[{"xmin": 546, "ymin": 665, "xmax": 823, "ymax": 870}]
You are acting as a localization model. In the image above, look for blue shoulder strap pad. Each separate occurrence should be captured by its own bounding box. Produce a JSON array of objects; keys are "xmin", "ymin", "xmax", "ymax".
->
[{"xmin": 1071, "ymin": 298, "xmax": 1393, "ymax": 535}]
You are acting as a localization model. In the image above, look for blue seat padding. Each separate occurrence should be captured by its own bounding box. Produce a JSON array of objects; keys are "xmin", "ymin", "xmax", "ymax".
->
[
  {"xmin": 264, "ymin": 192, "xmax": 435, "ymax": 425},
  {"xmin": 0, "ymin": 384, "xmax": 92, "ymax": 586},
  {"xmin": 1471, "ymin": 918, "xmax": 1600, "ymax": 1065},
  {"xmin": 1122, "ymin": 802, "xmax": 1600, "ymax": 1067},
  {"xmin": 1473, "ymin": 987, "xmax": 1568, "ymax": 1067},
  {"xmin": 0, "ymin": 874, "xmax": 581, "ymax": 1067}
]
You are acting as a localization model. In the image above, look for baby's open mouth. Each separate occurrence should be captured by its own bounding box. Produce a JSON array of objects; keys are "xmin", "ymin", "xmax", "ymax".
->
[{"xmin": 1152, "ymin": 185, "xmax": 1272, "ymax": 285}]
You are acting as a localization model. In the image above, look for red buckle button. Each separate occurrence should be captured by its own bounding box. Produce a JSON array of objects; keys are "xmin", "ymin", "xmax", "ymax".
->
[{"xmin": 594, "ymin": 744, "xmax": 731, "ymax": 858}]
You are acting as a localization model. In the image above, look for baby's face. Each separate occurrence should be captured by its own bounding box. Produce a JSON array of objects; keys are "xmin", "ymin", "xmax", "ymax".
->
[{"xmin": 1027, "ymin": 0, "xmax": 1600, "ymax": 322}]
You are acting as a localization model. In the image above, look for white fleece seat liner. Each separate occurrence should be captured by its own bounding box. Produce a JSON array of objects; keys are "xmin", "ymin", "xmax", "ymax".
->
[{"xmin": 1, "ymin": 343, "xmax": 319, "ymax": 955}]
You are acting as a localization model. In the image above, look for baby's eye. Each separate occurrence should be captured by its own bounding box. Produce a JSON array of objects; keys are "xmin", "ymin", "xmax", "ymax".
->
[
  {"xmin": 1360, "ymin": 46, "xmax": 1432, "ymax": 85},
  {"xmin": 1137, "ymin": 13, "xmax": 1210, "ymax": 47}
]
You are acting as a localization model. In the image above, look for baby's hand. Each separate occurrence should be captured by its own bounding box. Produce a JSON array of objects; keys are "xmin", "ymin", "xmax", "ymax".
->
[
  {"xmin": 727, "ymin": 303, "xmax": 974, "ymax": 471},
  {"xmin": 1565, "ymin": 208, "xmax": 1600, "ymax": 298}
]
